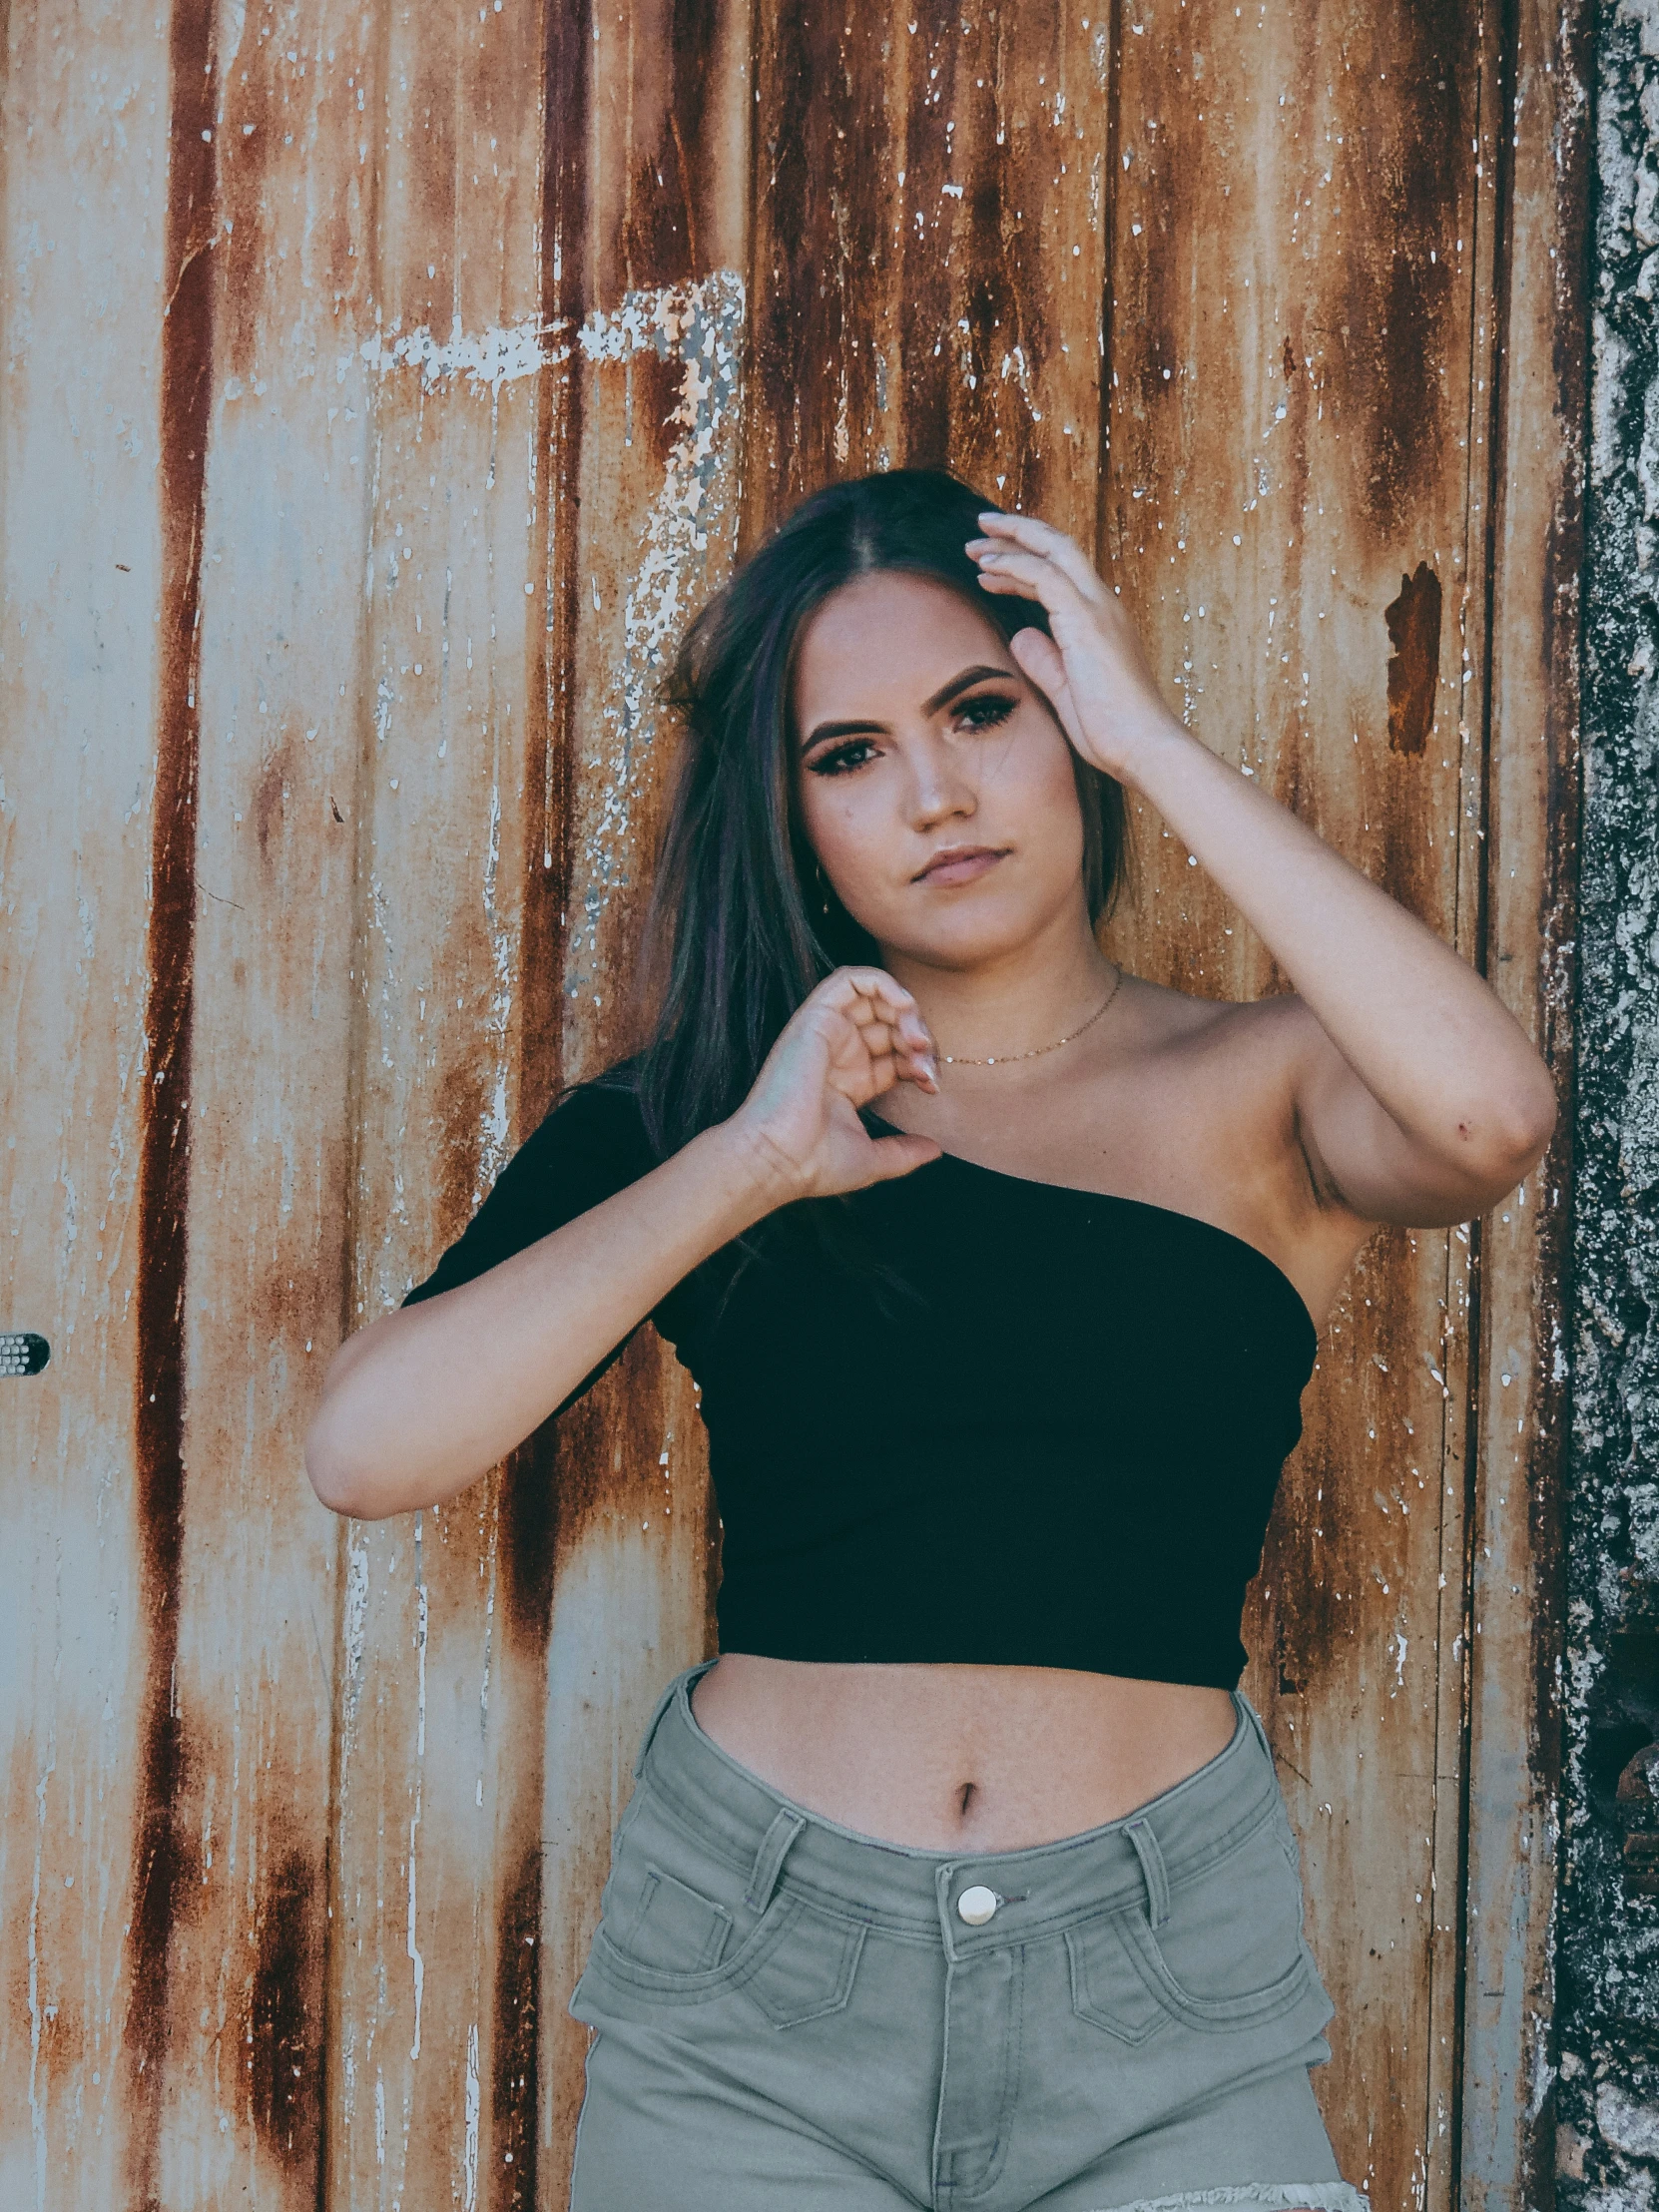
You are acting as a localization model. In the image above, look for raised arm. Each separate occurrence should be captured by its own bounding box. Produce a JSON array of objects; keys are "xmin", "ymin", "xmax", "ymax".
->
[
  {"xmin": 967, "ymin": 510, "xmax": 1559, "ymax": 1227},
  {"xmin": 303, "ymin": 969, "xmax": 940, "ymax": 1520}
]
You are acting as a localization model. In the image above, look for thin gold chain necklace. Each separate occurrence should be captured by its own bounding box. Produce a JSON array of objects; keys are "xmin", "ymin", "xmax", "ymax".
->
[{"xmin": 936, "ymin": 964, "xmax": 1123, "ymax": 1067}]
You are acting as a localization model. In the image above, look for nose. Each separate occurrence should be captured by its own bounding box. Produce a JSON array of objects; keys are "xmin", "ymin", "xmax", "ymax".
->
[{"xmin": 904, "ymin": 732, "xmax": 977, "ymax": 830}]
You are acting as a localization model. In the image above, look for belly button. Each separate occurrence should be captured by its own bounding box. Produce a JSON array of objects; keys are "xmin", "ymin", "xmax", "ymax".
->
[{"xmin": 956, "ymin": 1782, "xmax": 977, "ymax": 1820}]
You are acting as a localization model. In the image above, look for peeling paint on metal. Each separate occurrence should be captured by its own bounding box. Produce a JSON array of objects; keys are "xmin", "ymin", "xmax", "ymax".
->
[{"xmin": 563, "ymin": 273, "xmax": 747, "ymax": 1013}]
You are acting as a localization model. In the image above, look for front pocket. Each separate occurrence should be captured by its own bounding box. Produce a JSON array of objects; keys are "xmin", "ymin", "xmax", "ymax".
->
[
  {"xmin": 1066, "ymin": 1910, "xmax": 1171, "ymax": 2044},
  {"xmin": 1069, "ymin": 1814, "xmax": 1313, "ymax": 2041},
  {"xmin": 588, "ymin": 1889, "xmax": 867, "ymax": 2029},
  {"xmin": 745, "ymin": 1898, "xmax": 866, "ymax": 2027},
  {"xmin": 617, "ymin": 1866, "xmax": 735, "ymax": 1974}
]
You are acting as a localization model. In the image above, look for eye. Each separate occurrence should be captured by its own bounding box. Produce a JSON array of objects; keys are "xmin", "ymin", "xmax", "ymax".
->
[
  {"xmin": 953, "ymin": 692, "xmax": 1017, "ymax": 733},
  {"xmin": 807, "ymin": 737, "xmax": 881, "ymax": 778}
]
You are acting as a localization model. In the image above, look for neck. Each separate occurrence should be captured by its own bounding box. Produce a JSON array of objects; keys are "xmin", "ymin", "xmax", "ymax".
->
[{"xmin": 878, "ymin": 903, "xmax": 1116, "ymax": 1064}]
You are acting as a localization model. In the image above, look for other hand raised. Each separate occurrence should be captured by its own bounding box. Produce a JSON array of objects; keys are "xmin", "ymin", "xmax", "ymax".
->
[{"xmin": 964, "ymin": 508, "xmax": 1184, "ymax": 787}]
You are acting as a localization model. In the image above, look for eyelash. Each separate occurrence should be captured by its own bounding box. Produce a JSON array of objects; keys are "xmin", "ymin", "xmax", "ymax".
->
[{"xmin": 807, "ymin": 693, "xmax": 1017, "ymax": 778}]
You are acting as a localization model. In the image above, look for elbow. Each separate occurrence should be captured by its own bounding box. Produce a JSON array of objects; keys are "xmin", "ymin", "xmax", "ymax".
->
[
  {"xmin": 1490, "ymin": 1063, "xmax": 1560, "ymax": 1175},
  {"xmin": 1448, "ymin": 1069, "xmax": 1559, "ymax": 1213},
  {"xmin": 304, "ymin": 1402, "xmax": 392, "ymax": 1520},
  {"xmin": 303, "ymin": 1319, "xmax": 408, "ymax": 1519},
  {"xmin": 304, "ymin": 1429, "xmax": 366, "ymax": 1519}
]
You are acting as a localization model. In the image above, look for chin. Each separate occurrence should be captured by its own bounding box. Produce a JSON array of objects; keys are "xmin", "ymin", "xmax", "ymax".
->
[{"xmin": 870, "ymin": 908, "xmax": 1048, "ymax": 971}]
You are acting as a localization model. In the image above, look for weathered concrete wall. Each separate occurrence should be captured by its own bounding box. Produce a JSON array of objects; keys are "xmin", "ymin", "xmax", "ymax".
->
[{"xmin": 1557, "ymin": 3, "xmax": 1659, "ymax": 2203}]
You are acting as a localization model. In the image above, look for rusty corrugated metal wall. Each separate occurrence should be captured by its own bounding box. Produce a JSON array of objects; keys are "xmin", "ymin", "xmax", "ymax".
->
[{"xmin": 0, "ymin": 4, "xmax": 1586, "ymax": 2208}]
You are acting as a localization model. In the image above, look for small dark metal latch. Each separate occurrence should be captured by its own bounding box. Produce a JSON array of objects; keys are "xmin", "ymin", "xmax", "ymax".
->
[{"xmin": 1, "ymin": 1334, "xmax": 51, "ymax": 1378}]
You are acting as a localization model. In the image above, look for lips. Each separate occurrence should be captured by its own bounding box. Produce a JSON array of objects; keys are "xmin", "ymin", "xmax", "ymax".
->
[{"xmin": 913, "ymin": 844, "xmax": 1009, "ymax": 887}]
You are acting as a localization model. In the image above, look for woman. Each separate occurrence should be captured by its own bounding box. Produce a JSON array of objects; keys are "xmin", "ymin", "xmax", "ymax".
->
[{"xmin": 306, "ymin": 469, "xmax": 1557, "ymax": 2212}]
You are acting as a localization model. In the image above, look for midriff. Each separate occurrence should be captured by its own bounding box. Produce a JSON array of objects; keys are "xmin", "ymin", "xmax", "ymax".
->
[{"xmin": 688, "ymin": 1654, "xmax": 1240, "ymax": 1853}]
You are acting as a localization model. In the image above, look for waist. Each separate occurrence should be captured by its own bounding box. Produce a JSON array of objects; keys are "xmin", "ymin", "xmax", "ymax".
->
[
  {"xmin": 634, "ymin": 1659, "xmax": 1285, "ymax": 1915},
  {"xmin": 686, "ymin": 1655, "xmax": 1244, "ymax": 1852}
]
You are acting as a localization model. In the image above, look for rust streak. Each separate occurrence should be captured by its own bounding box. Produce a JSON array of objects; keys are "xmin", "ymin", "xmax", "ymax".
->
[
  {"xmin": 127, "ymin": 0, "xmax": 219, "ymax": 2205},
  {"xmin": 247, "ymin": 1848, "xmax": 327, "ymax": 2176},
  {"xmin": 489, "ymin": 1843, "xmax": 543, "ymax": 2211},
  {"xmin": 1385, "ymin": 561, "xmax": 1443, "ymax": 756}
]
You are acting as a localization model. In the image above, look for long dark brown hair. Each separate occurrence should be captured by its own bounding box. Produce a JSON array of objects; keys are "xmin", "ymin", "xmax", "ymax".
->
[{"xmin": 625, "ymin": 466, "xmax": 1131, "ymax": 1158}]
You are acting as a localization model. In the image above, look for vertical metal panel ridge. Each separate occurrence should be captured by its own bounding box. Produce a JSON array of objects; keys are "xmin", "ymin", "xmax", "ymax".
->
[
  {"xmin": 467, "ymin": 21, "xmax": 600, "ymax": 2203},
  {"xmin": 126, "ymin": 2, "xmax": 218, "ymax": 2202},
  {"xmin": 1432, "ymin": 7, "xmax": 1520, "ymax": 2201},
  {"xmin": 1092, "ymin": 0, "xmax": 1125, "ymax": 574},
  {"xmin": 535, "ymin": 0, "xmax": 592, "ymax": 1080},
  {"xmin": 327, "ymin": 0, "xmax": 611, "ymax": 2198},
  {"xmin": 1460, "ymin": 0, "xmax": 1591, "ymax": 2201},
  {"xmin": 534, "ymin": 5, "xmax": 750, "ymax": 2198}
]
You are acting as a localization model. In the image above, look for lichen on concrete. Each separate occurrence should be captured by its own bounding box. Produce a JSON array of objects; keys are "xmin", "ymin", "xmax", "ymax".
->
[{"xmin": 1559, "ymin": 5, "xmax": 1659, "ymax": 2207}]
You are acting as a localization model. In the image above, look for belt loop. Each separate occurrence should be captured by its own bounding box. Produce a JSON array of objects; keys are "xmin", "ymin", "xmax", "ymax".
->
[
  {"xmin": 631, "ymin": 1661, "xmax": 707, "ymax": 1780},
  {"xmin": 744, "ymin": 1807, "xmax": 808, "ymax": 1913},
  {"xmin": 1236, "ymin": 1688, "xmax": 1277, "ymax": 1772},
  {"xmin": 1125, "ymin": 1817, "xmax": 1171, "ymax": 1930}
]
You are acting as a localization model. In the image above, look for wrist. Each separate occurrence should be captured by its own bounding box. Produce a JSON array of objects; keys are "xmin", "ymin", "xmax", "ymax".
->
[
  {"xmin": 698, "ymin": 1113, "xmax": 810, "ymax": 1224},
  {"xmin": 1106, "ymin": 713, "xmax": 1198, "ymax": 797}
]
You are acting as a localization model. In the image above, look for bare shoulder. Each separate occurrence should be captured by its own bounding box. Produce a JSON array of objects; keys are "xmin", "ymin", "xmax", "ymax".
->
[
  {"xmin": 1114, "ymin": 971, "xmax": 1322, "ymax": 1083},
  {"xmin": 1137, "ymin": 982, "xmax": 1358, "ymax": 1192},
  {"xmin": 1101, "ymin": 976, "xmax": 1377, "ymax": 1300}
]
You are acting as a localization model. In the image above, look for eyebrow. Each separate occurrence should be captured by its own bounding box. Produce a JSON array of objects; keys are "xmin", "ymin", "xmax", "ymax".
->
[{"xmin": 801, "ymin": 664, "xmax": 1017, "ymax": 752}]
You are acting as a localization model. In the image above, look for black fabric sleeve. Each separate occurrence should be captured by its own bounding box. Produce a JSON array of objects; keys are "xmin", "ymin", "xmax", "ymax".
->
[{"xmin": 400, "ymin": 1072, "xmax": 666, "ymax": 1414}]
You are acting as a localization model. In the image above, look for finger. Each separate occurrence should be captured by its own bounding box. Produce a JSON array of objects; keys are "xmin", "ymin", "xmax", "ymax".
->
[
  {"xmin": 897, "ymin": 1050, "xmax": 941, "ymax": 1096},
  {"xmin": 1010, "ymin": 629, "xmax": 1086, "ymax": 751},
  {"xmin": 972, "ymin": 562, "xmax": 1045, "ymax": 604},
  {"xmin": 971, "ymin": 510, "xmax": 1107, "ymax": 602},
  {"xmin": 971, "ymin": 551, "xmax": 1097, "ymax": 620},
  {"xmin": 1010, "ymin": 625, "xmax": 1075, "ymax": 708},
  {"xmin": 844, "ymin": 971, "xmax": 935, "ymax": 1055},
  {"xmin": 815, "ymin": 968, "xmax": 936, "ymax": 1069},
  {"xmin": 862, "ymin": 1132, "xmax": 944, "ymax": 1184},
  {"xmin": 825, "ymin": 966, "xmax": 919, "ymax": 1019},
  {"xmin": 969, "ymin": 542, "xmax": 1092, "ymax": 602}
]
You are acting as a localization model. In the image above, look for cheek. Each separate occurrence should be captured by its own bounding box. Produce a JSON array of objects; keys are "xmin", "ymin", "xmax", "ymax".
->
[
  {"xmin": 994, "ymin": 723, "xmax": 1087, "ymax": 862},
  {"xmin": 796, "ymin": 777, "xmax": 892, "ymax": 907}
]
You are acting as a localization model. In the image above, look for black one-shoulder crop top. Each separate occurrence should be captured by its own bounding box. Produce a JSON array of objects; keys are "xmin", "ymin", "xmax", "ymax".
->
[{"xmin": 403, "ymin": 1068, "xmax": 1321, "ymax": 1690}]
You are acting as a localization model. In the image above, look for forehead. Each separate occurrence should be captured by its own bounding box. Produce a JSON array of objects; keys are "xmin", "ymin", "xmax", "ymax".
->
[{"xmin": 792, "ymin": 571, "xmax": 1013, "ymax": 721}]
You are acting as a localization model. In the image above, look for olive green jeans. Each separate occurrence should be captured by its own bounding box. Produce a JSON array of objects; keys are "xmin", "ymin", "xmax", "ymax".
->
[{"xmin": 568, "ymin": 1660, "xmax": 1370, "ymax": 2212}]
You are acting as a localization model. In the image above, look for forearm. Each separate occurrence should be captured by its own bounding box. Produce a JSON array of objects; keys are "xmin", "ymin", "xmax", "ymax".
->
[
  {"xmin": 1128, "ymin": 725, "xmax": 1556, "ymax": 1161},
  {"xmin": 304, "ymin": 1119, "xmax": 789, "ymax": 1519}
]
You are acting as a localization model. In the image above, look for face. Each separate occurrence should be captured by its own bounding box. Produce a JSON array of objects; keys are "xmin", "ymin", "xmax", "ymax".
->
[{"xmin": 792, "ymin": 570, "xmax": 1089, "ymax": 971}]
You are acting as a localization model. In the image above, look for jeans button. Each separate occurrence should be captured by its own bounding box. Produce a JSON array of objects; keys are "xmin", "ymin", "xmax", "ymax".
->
[{"xmin": 956, "ymin": 1884, "xmax": 999, "ymax": 1926}]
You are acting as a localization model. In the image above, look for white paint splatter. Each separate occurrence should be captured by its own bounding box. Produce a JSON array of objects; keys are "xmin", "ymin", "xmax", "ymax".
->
[
  {"xmin": 563, "ymin": 273, "xmax": 747, "ymax": 1028},
  {"xmin": 409, "ymin": 1514, "xmax": 427, "ymax": 2059},
  {"xmin": 343, "ymin": 1537, "xmax": 369, "ymax": 1722},
  {"xmin": 463, "ymin": 2021, "xmax": 481, "ymax": 2209},
  {"xmin": 407, "ymin": 1815, "xmax": 423, "ymax": 2062},
  {"xmin": 358, "ymin": 314, "xmax": 562, "ymax": 395}
]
